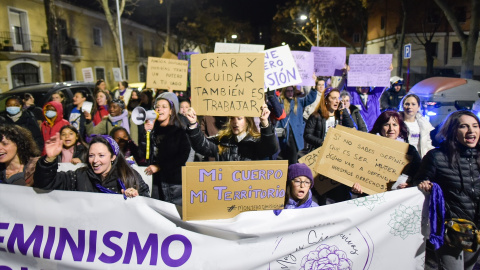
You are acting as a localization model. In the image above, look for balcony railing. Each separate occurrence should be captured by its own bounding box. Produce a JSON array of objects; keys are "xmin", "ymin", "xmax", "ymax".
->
[{"xmin": 0, "ymin": 31, "xmax": 79, "ymax": 56}]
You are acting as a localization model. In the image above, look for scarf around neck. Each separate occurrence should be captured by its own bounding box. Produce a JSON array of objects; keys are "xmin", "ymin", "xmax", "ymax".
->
[{"xmin": 108, "ymin": 110, "xmax": 130, "ymax": 134}]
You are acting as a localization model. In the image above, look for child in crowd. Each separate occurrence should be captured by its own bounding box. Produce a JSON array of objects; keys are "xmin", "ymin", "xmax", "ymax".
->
[
  {"xmin": 284, "ymin": 163, "xmax": 319, "ymax": 209},
  {"xmin": 41, "ymin": 101, "xmax": 69, "ymax": 154},
  {"xmin": 55, "ymin": 125, "xmax": 88, "ymax": 164},
  {"xmin": 110, "ymin": 127, "xmax": 146, "ymax": 165}
]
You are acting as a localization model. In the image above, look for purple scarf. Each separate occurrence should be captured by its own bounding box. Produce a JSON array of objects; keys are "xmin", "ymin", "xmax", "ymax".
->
[{"xmin": 108, "ymin": 110, "xmax": 130, "ymax": 134}]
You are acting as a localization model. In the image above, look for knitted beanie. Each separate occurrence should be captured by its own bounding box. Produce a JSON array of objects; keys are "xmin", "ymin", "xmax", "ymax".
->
[{"xmin": 287, "ymin": 163, "xmax": 314, "ymax": 187}]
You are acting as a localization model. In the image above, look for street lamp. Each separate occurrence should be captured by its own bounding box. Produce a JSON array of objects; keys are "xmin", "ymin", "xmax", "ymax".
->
[
  {"xmin": 116, "ymin": 0, "xmax": 126, "ymax": 80},
  {"xmin": 231, "ymin": 34, "xmax": 238, "ymax": 40},
  {"xmin": 299, "ymin": 14, "xmax": 319, "ymax": 47}
]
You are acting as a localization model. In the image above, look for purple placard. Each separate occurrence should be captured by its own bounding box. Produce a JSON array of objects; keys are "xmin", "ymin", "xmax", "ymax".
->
[
  {"xmin": 291, "ymin": 51, "xmax": 315, "ymax": 87},
  {"xmin": 311, "ymin": 47, "xmax": 346, "ymax": 76},
  {"xmin": 348, "ymin": 54, "xmax": 392, "ymax": 87}
]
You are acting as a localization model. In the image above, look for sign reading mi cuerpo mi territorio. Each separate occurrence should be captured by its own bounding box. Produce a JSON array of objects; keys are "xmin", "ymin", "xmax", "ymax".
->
[
  {"xmin": 314, "ymin": 126, "xmax": 410, "ymax": 195},
  {"xmin": 182, "ymin": 160, "xmax": 288, "ymax": 221},
  {"xmin": 190, "ymin": 53, "xmax": 265, "ymax": 117},
  {"xmin": 146, "ymin": 57, "xmax": 188, "ymax": 91}
]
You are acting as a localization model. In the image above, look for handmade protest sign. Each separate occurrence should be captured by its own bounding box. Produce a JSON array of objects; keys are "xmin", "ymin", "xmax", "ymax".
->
[
  {"xmin": 348, "ymin": 54, "xmax": 392, "ymax": 87},
  {"xmin": 314, "ymin": 125, "xmax": 409, "ymax": 195},
  {"xmin": 264, "ymin": 45, "xmax": 302, "ymax": 91},
  {"xmin": 82, "ymin": 67, "xmax": 94, "ymax": 82},
  {"xmin": 214, "ymin": 43, "xmax": 265, "ymax": 53},
  {"xmin": 291, "ymin": 51, "xmax": 315, "ymax": 87},
  {"xmin": 182, "ymin": 160, "xmax": 288, "ymax": 221},
  {"xmin": 146, "ymin": 57, "xmax": 188, "ymax": 91},
  {"xmin": 299, "ymin": 146, "xmax": 340, "ymax": 195},
  {"xmin": 190, "ymin": 53, "xmax": 265, "ymax": 117},
  {"xmin": 310, "ymin": 47, "xmax": 346, "ymax": 76}
]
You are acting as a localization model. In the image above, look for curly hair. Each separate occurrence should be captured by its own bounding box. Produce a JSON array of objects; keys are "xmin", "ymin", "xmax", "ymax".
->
[
  {"xmin": 369, "ymin": 110, "xmax": 409, "ymax": 142},
  {"xmin": 0, "ymin": 124, "xmax": 41, "ymax": 164}
]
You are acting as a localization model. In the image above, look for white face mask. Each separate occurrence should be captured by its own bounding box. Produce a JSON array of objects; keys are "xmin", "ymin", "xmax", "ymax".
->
[{"xmin": 45, "ymin": 110, "xmax": 57, "ymax": 119}]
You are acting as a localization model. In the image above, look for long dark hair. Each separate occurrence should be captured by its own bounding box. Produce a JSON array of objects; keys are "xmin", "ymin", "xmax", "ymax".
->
[
  {"xmin": 88, "ymin": 136, "xmax": 139, "ymax": 189},
  {"xmin": 369, "ymin": 110, "xmax": 409, "ymax": 142},
  {"xmin": 59, "ymin": 125, "xmax": 87, "ymax": 148},
  {"xmin": 0, "ymin": 124, "xmax": 40, "ymax": 164},
  {"xmin": 154, "ymin": 98, "xmax": 184, "ymax": 128},
  {"xmin": 436, "ymin": 110, "xmax": 480, "ymax": 168}
]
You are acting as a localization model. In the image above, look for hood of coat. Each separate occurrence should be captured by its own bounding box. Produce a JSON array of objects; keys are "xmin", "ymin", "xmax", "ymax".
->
[{"xmin": 43, "ymin": 101, "xmax": 64, "ymax": 126}]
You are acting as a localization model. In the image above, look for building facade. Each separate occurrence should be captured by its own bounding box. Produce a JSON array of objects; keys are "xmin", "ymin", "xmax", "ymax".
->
[{"xmin": 0, "ymin": 0, "xmax": 178, "ymax": 92}]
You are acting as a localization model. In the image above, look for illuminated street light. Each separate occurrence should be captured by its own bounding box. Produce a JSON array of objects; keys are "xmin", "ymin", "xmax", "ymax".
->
[
  {"xmin": 231, "ymin": 34, "xmax": 238, "ymax": 39},
  {"xmin": 298, "ymin": 14, "xmax": 319, "ymax": 47}
]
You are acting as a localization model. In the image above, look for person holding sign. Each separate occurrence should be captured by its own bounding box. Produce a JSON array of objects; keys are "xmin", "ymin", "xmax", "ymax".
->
[
  {"xmin": 142, "ymin": 95, "xmax": 190, "ymax": 205},
  {"xmin": 304, "ymin": 88, "xmax": 355, "ymax": 150},
  {"xmin": 34, "ymin": 133, "xmax": 149, "ymax": 198},
  {"xmin": 277, "ymin": 86, "xmax": 318, "ymax": 164},
  {"xmin": 399, "ymin": 93, "xmax": 434, "ymax": 158},
  {"xmin": 284, "ymin": 163, "xmax": 319, "ymax": 209},
  {"xmin": 414, "ymin": 110, "xmax": 480, "ymax": 270},
  {"xmin": 351, "ymin": 110, "xmax": 421, "ymax": 193},
  {"xmin": 0, "ymin": 125, "xmax": 40, "ymax": 186},
  {"xmin": 185, "ymin": 104, "xmax": 277, "ymax": 161}
]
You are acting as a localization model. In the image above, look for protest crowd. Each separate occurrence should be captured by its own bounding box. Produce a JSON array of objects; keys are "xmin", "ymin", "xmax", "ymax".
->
[{"xmin": 1, "ymin": 51, "xmax": 480, "ymax": 270}]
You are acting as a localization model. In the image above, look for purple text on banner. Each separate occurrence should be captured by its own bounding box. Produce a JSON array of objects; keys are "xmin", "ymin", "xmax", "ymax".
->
[
  {"xmin": 291, "ymin": 51, "xmax": 315, "ymax": 87},
  {"xmin": 310, "ymin": 47, "xmax": 346, "ymax": 77},
  {"xmin": 348, "ymin": 54, "xmax": 392, "ymax": 87}
]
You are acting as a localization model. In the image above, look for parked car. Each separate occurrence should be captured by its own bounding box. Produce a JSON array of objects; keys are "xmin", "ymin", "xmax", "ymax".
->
[
  {"xmin": 0, "ymin": 82, "xmax": 95, "ymax": 111},
  {"xmin": 409, "ymin": 77, "xmax": 480, "ymax": 128}
]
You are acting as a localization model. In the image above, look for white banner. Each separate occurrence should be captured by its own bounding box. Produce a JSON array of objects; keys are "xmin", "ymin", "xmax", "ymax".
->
[{"xmin": 0, "ymin": 185, "xmax": 427, "ymax": 269}]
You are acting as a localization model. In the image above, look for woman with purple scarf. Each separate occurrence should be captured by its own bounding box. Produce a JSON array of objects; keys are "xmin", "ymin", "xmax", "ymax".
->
[{"xmin": 85, "ymin": 99, "xmax": 138, "ymax": 144}]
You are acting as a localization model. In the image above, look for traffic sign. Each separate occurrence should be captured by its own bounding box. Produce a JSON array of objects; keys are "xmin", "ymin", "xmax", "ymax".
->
[{"xmin": 404, "ymin": 43, "xmax": 411, "ymax": 59}]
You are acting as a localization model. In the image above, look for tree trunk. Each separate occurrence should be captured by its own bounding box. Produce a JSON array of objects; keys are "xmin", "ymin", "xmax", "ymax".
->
[
  {"xmin": 44, "ymin": 0, "xmax": 62, "ymax": 82},
  {"xmin": 396, "ymin": 0, "xmax": 407, "ymax": 76},
  {"xmin": 99, "ymin": 0, "xmax": 124, "ymax": 70},
  {"xmin": 434, "ymin": 0, "xmax": 479, "ymax": 79},
  {"xmin": 163, "ymin": 0, "xmax": 172, "ymax": 53},
  {"xmin": 425, "ymin": 42, "xmax": 435, "ymax": 77}
]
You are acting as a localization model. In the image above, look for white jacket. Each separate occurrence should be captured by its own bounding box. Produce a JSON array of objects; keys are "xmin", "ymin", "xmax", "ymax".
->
[{"xmin": 414, "ymin": 113, "xmax": 435, "ymax": 158}]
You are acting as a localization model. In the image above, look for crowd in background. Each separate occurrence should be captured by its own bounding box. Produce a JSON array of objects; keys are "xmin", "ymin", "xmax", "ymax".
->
[{"xmin": 0, "ymin": 70, "xmax": 480, "ymax": 269}]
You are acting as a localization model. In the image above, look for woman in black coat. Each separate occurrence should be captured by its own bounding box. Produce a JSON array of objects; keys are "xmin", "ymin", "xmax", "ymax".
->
[
  {"xmin": 34, "ymin": 134, "xmax": 149, "ymax": 198},
  {"xmin": 304, "ymin": 88, "xmax": 355, "ymax": 150},
  {"xmin": 415, "ymin": 110, "xmax": 480, "ymax": 270},
  {"xmin": 142, "ymin": 95, "xmax": 190, "ymax": 205},
  {"xmin": 0, "ymin": 96, "xmax": 43, "ymax": 151},
  {"xmin": 184, "ymin": 104, "xmax": 278, "ymax": 162}
]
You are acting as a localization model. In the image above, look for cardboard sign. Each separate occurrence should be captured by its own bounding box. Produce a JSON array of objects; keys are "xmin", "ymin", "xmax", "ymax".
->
[
  {"xmin": 82, "ymin": 67, "xmax": 94, "ymax": 82},
  {"xmin": 182, "ymin": 160, "xmax": 288, "ymax": 221},
  {"xmin": 310, "ymin": 47, "xmax": 346, "ymax": 76},
  {"xmin": 291, "ymin": 51, "xmax": 315, "ymax": 87},
  {"xmin": 314, "ymin": 126, "xmax": 410, "ymax": 195},
  {"xmin": 146, "ymin": 57, "xmax": 188, "ymax": 91},
  {"xmin": 299, "ymin": 146, "xmax": 339, "ymax": 195},
  {"xmin": 214, "ymin": 43, "xmax": 265, "ymax": 53},
  {"xmin": 264, "ymin": 45, "xmax": 302, "ymax": 91},
  {"xmin": 348, "ymin": 54, "xmax": 392, "ymax": 87},
  {"xmin": 112, "ymin": 67, "xmax": 123, "ymax": 82},
  {"xmin": 190, "ymin": 53, "xmax": 265, "ymax": 117}
]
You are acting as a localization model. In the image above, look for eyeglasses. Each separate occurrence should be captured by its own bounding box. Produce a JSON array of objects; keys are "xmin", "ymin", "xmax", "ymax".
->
[{"xmin": 292, "ymin": 179, "xmax": 311, "ymax": 186}]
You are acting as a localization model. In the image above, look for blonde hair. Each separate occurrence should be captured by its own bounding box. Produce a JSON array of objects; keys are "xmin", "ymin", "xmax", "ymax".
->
[
  {"xmin": 217, "ymin": 117, "xmax": 260, "ymax": 154},
  {"xmin": 279, "ymin": 87, "xmax": 298, "ymax": 115}
]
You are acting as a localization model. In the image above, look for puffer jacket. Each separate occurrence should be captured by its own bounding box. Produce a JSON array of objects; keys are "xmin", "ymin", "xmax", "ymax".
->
[
  {"xmin": 413, "ymin": 145, "xmax": 480, "ymax": 223},
  {"xmin": 187, "ymin": 124, "xmax": 278, "ymax": 161},
  {"xmin": 303, "ymin": 108, "xmax": 355, "ymax": 149},
  {"xmin": 33, "ymin": 157, "xmax": 150, "ymax": 196}
]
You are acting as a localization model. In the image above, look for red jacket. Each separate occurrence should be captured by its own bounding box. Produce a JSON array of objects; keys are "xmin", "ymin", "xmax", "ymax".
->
[
  {"xmin": 41, "ymin": 101, "xmax": 69, "ymax": 153},
  {"xmin": 93, "ymin": 105, "xmax": 109, "ymax": 126}
]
